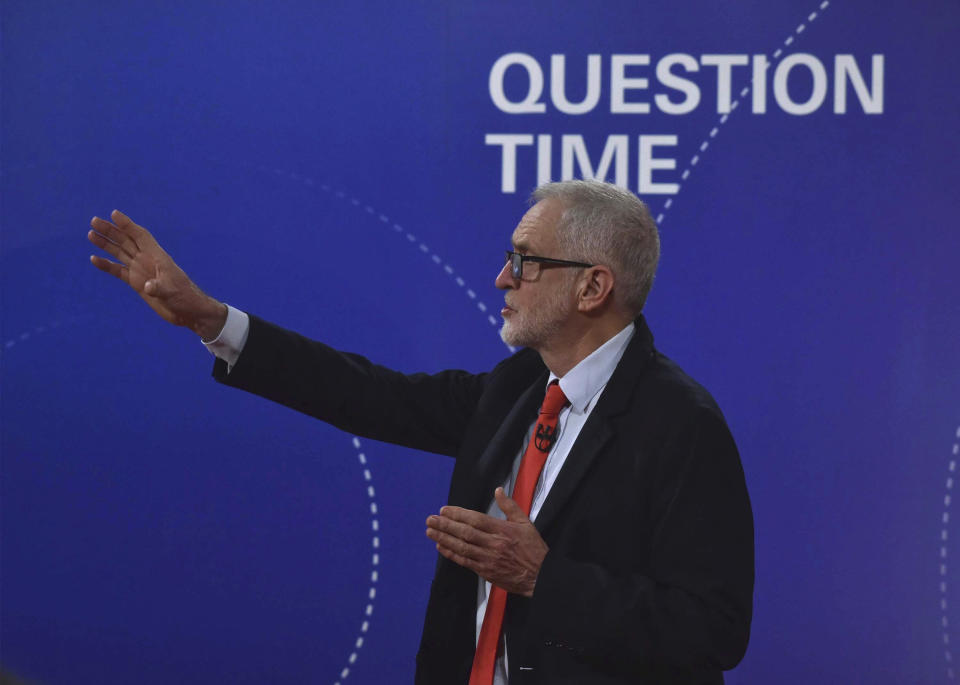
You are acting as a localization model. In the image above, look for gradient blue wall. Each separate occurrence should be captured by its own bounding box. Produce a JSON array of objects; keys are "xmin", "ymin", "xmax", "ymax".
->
[{"xmin": 2, "ymin": 1, "xmax": 958, "ymax": 682}]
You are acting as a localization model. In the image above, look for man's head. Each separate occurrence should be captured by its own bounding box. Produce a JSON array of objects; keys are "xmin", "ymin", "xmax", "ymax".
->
[
  {"xmin": 495, "ymin": 180, "xmax": 660, "ymax": 361},
  {"xmin": 532, "ymin": 180, "xmax": 660, "ymax": 317}
]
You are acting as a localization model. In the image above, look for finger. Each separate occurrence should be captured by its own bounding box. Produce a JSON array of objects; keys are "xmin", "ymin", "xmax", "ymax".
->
[
  {"xmin": 437, "ymin": 506, "xmax": 505, "ymax": 533},
  {"xmin": 110, "ymin": 209, "xmax": 134, "ymax": 229},
  {"xmin": 110, "ymin": 209, "xmax": 151, "ymax": 245},
  {"xmin": 494, "ymin": 487, "xmax": 530, "ymax": 523},
  {"xmin": 89, "ymin": 254, "xmax": 129, "ymax": 283},
  {"xmin": 434, "ymin": 541, "xmax": 484, "ymax": 575},
  {"xmin": 426, "ymin": 514, "xmax": 493, "ymax": 547},
  {"xmin": 90, "ymin": 216, "xmax": 138, "ymax": 256},
  {"xmin": 88, "ymin": 229, "xmax": 133, "ymax": 264},
  {"xmin": 426, "ymin": 525, "xmax": 488, "ymax": 561}
]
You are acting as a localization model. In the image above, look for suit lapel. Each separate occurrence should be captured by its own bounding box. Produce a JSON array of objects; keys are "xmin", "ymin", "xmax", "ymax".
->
[
  {"xmin": 533, "ymin": 316, "xmax": 656, "ymax": 534},
  {"xmin": 465, "ymin": 370, "xmax": 548, "ymax": 512},
  {"xmin": 533, "ymin": 414, "xmax": 613, "ymax": 534}
]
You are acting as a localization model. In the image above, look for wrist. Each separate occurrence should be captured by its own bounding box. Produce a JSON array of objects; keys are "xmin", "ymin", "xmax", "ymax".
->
[{"xmin": 192, "ymin": 298, "xmax": 228, "ymax": 341}]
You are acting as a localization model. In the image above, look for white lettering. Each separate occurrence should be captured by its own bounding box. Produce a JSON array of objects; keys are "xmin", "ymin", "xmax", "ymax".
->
[
  {"xmin": 487, "ymin": 133, "xmax": 679, "ymax": 195},
  {"xmin": 774, "ymin": 53, "xmax": 828, "ymax": 115},
  {"xmin": 537, "ymin": 134, "xmax": 552, "ymax": 185},
  {"xmin": 489, "ymin": 53, "xmax": 546, "ymax": 114},
  {"xmin": 611, "ymin": 54, "xmax": 651, "ymax": 114},
  {"xmin": 654, "ymin": 54, "xmax": 701, "ymax": 115},
  {"xmin": 751, "ymin": 54, "xmax": 770, "ymax": 114},
  {"xmin": 834, "ymin": 54, "xmax": 884, "ymax": 114},
  {"xmin": 550, "ymin": 54, "xmax": 602, "ymax": 115},
  {"xmin": 488, "ymin": 52, "xmax": 887, "ymax": 116},
  {"xmin": 701, "ymin": 54, "xmax": 749, "ymax": 113},
  {"xmin": 485, "ymin": 134, "xmax": 534, "ymax": 192},
  {"xmin": 638, "ymin": 135, "xmax": 679, "ymax": 194},
  {"xmin": 561, "ymin": 135, "xmax": 629, "ymax": 186}
]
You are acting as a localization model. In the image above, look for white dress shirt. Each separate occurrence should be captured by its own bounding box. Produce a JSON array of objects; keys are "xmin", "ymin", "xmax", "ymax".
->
[
  {"xmin": 201, "ymin": 304, "xmax": 249, "ymax": 368},
  {"xmin": 478, "ymin": 321, "xmax": 635, "ymax": 684},
  {"xmin": 202, "ymin": 306, "xmax": 635, "ymax": 684}
]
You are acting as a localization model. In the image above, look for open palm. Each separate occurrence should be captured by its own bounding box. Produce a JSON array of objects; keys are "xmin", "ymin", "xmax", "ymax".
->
[{"xmin": 88, "ymin": 210, "xmax": 215, "ymax": 331}]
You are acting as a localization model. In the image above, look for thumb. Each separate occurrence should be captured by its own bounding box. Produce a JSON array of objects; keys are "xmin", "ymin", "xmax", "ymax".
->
[
  {"xmin": 144, "ymin": 275, "xmax": 171, "ymax": 298},
  {"xmin": 495, "ymin": 487, "xmax": 530, "ymax": 523}
]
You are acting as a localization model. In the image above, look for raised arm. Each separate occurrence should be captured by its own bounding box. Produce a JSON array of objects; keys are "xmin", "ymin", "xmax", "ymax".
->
[{"xmin": 88, "ymin": 210, "xmax": 226, "ymax": 340}]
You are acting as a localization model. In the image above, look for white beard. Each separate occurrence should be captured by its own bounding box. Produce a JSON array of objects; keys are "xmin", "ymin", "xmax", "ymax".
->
[{"xmin": 499, "ymin": 284, "xmax": 574, "ymax": 349}]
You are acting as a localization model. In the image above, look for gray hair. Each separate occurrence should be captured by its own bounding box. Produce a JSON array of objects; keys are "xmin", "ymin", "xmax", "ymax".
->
[{"xmin": 531, "ymin": 180, "xmax": 660, "ymax": 315}]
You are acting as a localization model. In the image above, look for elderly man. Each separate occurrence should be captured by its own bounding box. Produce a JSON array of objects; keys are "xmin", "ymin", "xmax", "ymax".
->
[{"xmin": 88, "ymin": 180, "xmax": 753, "ymax": 684}]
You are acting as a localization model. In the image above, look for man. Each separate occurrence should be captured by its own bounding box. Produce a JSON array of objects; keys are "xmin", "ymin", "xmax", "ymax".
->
[{"xmin": 88, "ymin": 180, "xmax": 753, "ymax": 684}]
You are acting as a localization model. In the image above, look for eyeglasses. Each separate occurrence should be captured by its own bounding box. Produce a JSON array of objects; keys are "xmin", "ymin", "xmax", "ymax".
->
[{"xmin": 504, "ymin": 250, "xmax": 594, "ymax": 280}]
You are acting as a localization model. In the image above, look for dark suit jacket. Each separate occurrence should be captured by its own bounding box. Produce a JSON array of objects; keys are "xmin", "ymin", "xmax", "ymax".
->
[{"xmin": 213, "ymin": 315, "xmax": 754, "ymax": 685}]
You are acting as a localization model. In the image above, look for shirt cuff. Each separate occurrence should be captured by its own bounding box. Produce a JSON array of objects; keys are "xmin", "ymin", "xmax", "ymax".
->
[{"xmin": 202, "ymin": 304, "xmax": 250, "ymax": 370}]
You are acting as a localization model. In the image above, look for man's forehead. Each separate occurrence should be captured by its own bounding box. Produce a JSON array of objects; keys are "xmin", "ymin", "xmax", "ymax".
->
[{"xmin": 510, "ymin": 198, "xmax": 562, "ymax": 250}]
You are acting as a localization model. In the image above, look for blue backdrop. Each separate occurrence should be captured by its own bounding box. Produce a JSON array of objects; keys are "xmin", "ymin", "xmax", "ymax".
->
[{"xmin": 2, "ymin": 1, "xmax": 958, "ymax": 682}]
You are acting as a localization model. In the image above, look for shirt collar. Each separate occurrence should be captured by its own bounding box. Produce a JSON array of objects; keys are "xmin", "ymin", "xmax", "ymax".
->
[{"xmin": 548, "ymin": 322, "xmax": 636, "ymax": 414}]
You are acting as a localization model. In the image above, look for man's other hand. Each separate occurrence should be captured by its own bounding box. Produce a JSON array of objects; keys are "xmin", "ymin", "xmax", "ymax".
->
[
  {"xmin": 88, "ymin": 210, "xmax": 226, "ymax": 340},
  {"xmin": 426, "ymin": 488, "xmax": 549, "ymax": 597}
]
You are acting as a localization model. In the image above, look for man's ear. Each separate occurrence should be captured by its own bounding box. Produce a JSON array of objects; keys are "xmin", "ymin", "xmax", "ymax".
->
[{"xmin": 576, "ymin": 266, "xmax": 615, "ymax": 313}]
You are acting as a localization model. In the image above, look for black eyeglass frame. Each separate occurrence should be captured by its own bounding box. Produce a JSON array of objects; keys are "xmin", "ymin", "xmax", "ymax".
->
[{"xmin": 504, "ymin": 250, "xmax": 594, "ymax": 280}]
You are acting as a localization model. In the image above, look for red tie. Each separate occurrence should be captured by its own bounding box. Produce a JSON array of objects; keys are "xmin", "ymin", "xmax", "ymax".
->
[{"xmin": 469, "ymin": 381, "xmax": 569, "ymax": 685}]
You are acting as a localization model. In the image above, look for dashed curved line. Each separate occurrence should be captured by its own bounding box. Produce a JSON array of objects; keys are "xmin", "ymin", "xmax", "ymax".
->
[
  {"xmin": 257, "ymin": 165, "xmax": 516, "ymax": 354},
  {"xmin": 237, "ymin": 162, "xmax": 517, "ymax": 682},
  {"xmin": 333, "ymin": 437, "xmax": 381, "ymax": 685},
  {"xmin": 656, "ymin": 0, "xmax": 832, "ymax": 225},
  {"xmin": 942, "ymin": 425, "xmax": 960, "ymax": 681},
  {"xmin": 1, "ymin": 317, "xmax": 77, "ymax": 353},
  {"xmin": 0, "ymin": 314, "xmax": 382, "ymax": 684}
]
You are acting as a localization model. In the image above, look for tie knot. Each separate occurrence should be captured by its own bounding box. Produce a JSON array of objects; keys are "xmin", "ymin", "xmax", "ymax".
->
[{"xmin": 540, "ymin": 381, "xmax": 569, "ymax": 416}]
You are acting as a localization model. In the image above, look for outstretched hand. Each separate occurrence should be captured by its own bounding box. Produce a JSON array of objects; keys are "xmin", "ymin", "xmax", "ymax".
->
[
  {"xmin": 426, "ymin": 487, "xmax": 549, "ymax": 597},
  {"xmin": 88, "ymin": 210, "xmax": 226, "ymax": 339}
]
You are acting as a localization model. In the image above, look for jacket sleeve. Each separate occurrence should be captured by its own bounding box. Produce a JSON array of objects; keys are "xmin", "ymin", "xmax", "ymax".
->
[
  {"xmin": 212, "ymin": 314, "xmax": 489, "ymax": 457},
  {"xmin": 525, "ymin": 406, "xmax": 754, "ymax": 678}
]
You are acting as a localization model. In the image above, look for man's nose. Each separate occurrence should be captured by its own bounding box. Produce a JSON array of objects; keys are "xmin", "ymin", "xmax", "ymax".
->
[{"xmin": 495, "ymin": 260, "xmax": 517, "ymax": 289}]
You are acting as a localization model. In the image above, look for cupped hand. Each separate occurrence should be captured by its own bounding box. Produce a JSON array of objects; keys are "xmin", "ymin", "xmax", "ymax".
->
[{"xmin": 426, "ymin": 488, "xmax": 549, "ymax": 597}]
